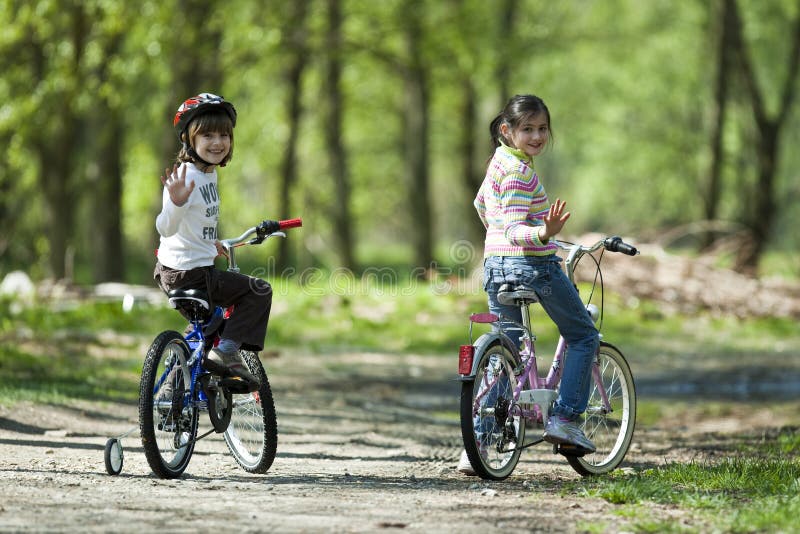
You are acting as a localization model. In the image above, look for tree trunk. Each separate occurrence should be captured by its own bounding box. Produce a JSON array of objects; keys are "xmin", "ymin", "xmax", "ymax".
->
[
  {"xmin": 92, "ymin": 111, "xmax": 125, "ymax": 281},
  {"xmin": 0, "ymin": 151, "xmax": 11, "ymax": 258},
  {"xmin": 729, "ymin": 0, "xmax": 800, "ymax": 273},
  {"xmin": 458, "ymin": 78, "xmax": 485, "ymax": 248},
  {"xmin": 276, "ymin": 1, "xmax": 309, "ymax": 272},
  {"xmin": 37, "ymin": 142, "xmax": 76, "ymax": 281},
  {"xmin": 702, "ymin": 0, "xmax": 735, "ymax": 249},
  {"xmin": 496, "ymin": 0, "xmax": 516, "ymax": 107},
  {"xmin": 402, "ymin": 2, "xmax": 433, "ymax": 274},
  {"xmin": 325, "ymin": 0, "xmax": 355, "ymax": 271},
  {"xmin": 91, "ymin": 29, "xmax": 126, "ymax": 282},
  {"xmin": 32, "ymin": 3, "xmax": 86, "ymax": 280}
]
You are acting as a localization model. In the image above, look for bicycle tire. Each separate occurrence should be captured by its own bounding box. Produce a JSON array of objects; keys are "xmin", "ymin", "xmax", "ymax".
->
[
  {"xmin": 139, "ymin": 330, "xmax": 199, "ymax": 479},
  {"xmin": 567, "ymin": 341, "xmax": 636, "ymax": 476},
  {"xmin": 104, "ymin": 438, "xmax": 123, "ymax": 476},
  {"xmin": 223, "ymin": 351, "xmax": 277, "ymax": 474},
  {"xmin": 459, "ymin": 342, "xmax": 525, "ymax": 481}
]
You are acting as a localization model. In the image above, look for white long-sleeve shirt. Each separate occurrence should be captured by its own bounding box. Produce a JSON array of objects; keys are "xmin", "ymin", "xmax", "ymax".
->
[{"xmin": 156, "ymin": 162, "xmax": 220, "ymax": 270}]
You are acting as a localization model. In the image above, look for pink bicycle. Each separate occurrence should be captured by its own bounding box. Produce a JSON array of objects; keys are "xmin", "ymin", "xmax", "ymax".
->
[{"xmin": 458, "ymin": 236, "xmax": 638, "ymax": 479}]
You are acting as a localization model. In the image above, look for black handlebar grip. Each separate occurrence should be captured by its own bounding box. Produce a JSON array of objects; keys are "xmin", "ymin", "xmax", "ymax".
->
[
  {"xmin": 604, "ymin": 236, "xmax": 638, "ymax": 256},
  {"xmin": 257, "ymin": 220, "xmax": 281, "ymax": 237},
  {"xmin": 618, "ymin": 242, "xmax": 638, "ymax": 256}
]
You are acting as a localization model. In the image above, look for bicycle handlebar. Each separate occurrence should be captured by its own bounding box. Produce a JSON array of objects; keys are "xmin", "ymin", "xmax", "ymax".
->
[
  {"xmin": 222, "ymin": 217, "xmax": 303, "ymax": 249},
  {"xmin": 278, "ymin": 218, "xmax": 303, "ymax": 230},
  {"xmin": 220, "ymin": 217, "xmax": 302, "ymax": 273},
  {"xmin": 556, "ymin": 235, "xmax": 638, "ymax": 257},
  {"xmin": 556, "ymin": 235, "xmax": 638, "ymax": 283},
  {"xmin": 603, "ymin": 236, "xmax": 638, "ymax": 256}
]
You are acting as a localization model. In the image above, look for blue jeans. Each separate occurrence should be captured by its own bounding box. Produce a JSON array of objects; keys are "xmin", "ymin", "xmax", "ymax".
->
[{"xmin": 483, "ymin": 255, "xmax": 599, "ymax": 421}]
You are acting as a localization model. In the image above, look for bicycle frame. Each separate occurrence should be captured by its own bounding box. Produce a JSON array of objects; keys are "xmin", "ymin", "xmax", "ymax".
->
[
  {"xmin": 466, "ymin": 237, "xmax": 637, "ymax": 438},
  {"xmin": 152, "ymin": 219, "xmax": 302, "ymax": 425},
  {"xmin": 152, "ymin": 321, "xmax": 212, "ymax": 418},
  {"xmin": 468, "ymin": 317, "xmax": 559, "ymax": 436},
  {"xmin": 472, "ymin": 318, "xmax": 610, "ymax": 437},
  {"xmin": 459, "ymin": 235, "xmax": 638, "ymax": 478}
]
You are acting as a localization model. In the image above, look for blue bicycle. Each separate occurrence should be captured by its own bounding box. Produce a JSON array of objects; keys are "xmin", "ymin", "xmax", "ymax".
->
[{"xmin": 104, "ymin": 218, "xmax": 301, "ymax": 479}]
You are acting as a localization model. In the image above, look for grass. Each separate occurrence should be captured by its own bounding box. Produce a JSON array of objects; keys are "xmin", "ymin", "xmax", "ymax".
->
[
  {"xmin": 565, "ymin": 427, "xmax": 800, "ymax": 532},
  {"xmin": 1, "ymin": 275, "xmax": 799, "ymax": 402},
  {"xmin": 0, "ymin": 297, "xmax": 181, "ymax": 404}
]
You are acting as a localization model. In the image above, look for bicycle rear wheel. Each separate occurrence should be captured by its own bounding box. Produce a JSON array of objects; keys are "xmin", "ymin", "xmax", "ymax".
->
[
  {"xmin": 223, "ymin": 351, "xmax": 277, "ymax": 473},
  {"xmin": 139, "ymin": 330, "xmax": 199, "ymax": 479},
  {"xmin": 459, "ymin": 342, "xmax": 525, "ymax": 480},
  {"xmin": 567, "ymin": 341, "xmax": 636, "ymax": 476}
]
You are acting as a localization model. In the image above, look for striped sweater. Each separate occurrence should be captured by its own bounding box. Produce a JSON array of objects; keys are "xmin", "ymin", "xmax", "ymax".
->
[{"xmin": 474, "ymin": 143, "xmax": 558, "ymax": 257}]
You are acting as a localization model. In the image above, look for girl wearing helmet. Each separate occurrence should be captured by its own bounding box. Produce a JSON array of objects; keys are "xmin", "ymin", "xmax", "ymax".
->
[{"xmin": 154, "ymin": 93, "xmax": 271, "ymax": 388}]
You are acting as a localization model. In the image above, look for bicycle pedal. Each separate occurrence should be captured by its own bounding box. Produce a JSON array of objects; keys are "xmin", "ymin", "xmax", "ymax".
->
[
  {"xmin": 220, "ymin": 376, "xmax": 257, "ymax": 394},
  {"xmin": 558, "ymin": 444, "xmax": 590, "ymax": 457}
]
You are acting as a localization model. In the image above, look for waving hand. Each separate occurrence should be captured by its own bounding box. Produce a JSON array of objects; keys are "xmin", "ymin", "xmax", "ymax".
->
[{"xmin": 160, "ymin": 164, "xmax": 195, "ymax": 207}]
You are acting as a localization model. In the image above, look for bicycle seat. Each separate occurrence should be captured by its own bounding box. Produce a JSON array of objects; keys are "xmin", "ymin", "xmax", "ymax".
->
[
  {"xmin": 497, "ymin": 283, "xmax": 539, "ymax": 305},
  {"xmin": 167, "ymin": 289, "xmax": 211, "ymax": 320}
]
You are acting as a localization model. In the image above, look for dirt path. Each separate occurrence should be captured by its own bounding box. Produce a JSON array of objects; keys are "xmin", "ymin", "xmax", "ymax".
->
[{"xmin": 1, "ymin": 349, "xmax": 796, "ymax": 532}]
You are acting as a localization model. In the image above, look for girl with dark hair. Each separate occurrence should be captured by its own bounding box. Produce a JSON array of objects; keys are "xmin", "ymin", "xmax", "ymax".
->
[{"xmin": 459, "ymin": 94, "xmax": 599, "ymax": 475}]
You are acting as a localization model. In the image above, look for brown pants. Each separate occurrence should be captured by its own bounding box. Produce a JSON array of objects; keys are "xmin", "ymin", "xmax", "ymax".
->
[{"xmin": 154, "ymin": 262, "xmax": 272, "ymax": 352}]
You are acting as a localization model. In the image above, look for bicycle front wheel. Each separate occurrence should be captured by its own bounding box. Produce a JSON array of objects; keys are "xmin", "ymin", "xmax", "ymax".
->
[
  {"xmin": 139, "ymin": 330, "xmax": 199, "ymax": 479},
  {"xmin": 223, "ymin": 351, "xmax": 277, "ymax": 473},
  {"xmin": 459, "ymin": 342, "xmax": 525, "ymax": 481},
  {"xmin": 567, "ymin": 341, "xmax": 636, "ymax": 476}
]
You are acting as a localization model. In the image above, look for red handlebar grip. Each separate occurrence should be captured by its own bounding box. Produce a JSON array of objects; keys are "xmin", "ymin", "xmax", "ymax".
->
[{"xmin": 279, "ymin": 218, "xmax": 303, "ymax": 230}]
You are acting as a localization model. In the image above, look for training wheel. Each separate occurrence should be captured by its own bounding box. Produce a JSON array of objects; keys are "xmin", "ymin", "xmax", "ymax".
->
[{"xmin": 104, "ymin": 438, "xmax": 124, "ymax": 475}]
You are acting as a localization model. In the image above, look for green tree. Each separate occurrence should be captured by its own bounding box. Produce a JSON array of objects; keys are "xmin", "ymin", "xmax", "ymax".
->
[
  {"xmin": 324, "ymin": 0, "xmax": 355, "ymax": 270},
  {"xmin": 85, "ymin": 1, "xmax": 129, "ymax": 282},
  {"xmin": 275, "ymin": 0, "xmax": 310, "ymax": 272},
  {"xmin": 1, "ymin": 0, "xmax": 798, "ymax": 284},
  {"xmin": 729, "ymin": 0, "xmax": 800, "ymax": 273},
  {"xmin": 702, "ymin": 0, "xmax": 736, "ymax": 249},
  {"xmin": 23, "ymin": 1, "xmax": 87, "ymax": 280},
  {"xmin": 400, "ymin": 0, "xmax": 433, "ymax": 272}
]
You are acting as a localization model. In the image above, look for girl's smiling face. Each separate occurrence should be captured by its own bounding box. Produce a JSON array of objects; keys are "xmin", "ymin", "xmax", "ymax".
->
[
  {"xmin": 192, "ymin": 130, "xmax": 231, "ymax": 167},
  {"xmin": 502, "ymin": 112, "xmax": 549, "ymax": 158}
]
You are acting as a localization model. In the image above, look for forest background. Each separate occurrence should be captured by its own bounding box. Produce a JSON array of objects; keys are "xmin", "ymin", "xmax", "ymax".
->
[{"xmin": 1, "ymin": 0, "xmax": 799, "ymax": 287}]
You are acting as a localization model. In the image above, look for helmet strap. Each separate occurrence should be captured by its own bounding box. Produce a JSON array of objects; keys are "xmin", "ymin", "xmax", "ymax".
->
[{"xmin": 184, "ymin": 141, "xmax": 216, "ymax": 171}]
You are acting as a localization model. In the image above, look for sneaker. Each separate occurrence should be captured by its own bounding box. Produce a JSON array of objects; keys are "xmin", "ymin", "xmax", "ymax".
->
[
  {"xmin": 457, "ymin": 450, "xmax": 477, "ymax": 476},
  {"xmin": 543, "ymin": 415, "xmax": 596, "ymax": 452},
  {"xmin": 457, "ymin": 444, "xmax": 490, "ymax": 476},
  {"xmin": 205, "ymin": 348, "xmax": 259, "ymax": 386}
]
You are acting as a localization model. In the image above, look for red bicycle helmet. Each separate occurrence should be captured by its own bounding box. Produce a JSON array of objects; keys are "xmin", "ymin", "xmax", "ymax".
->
[{"xmin": 173, "ymin": 93, "xmax": 237, "ymax": 138}]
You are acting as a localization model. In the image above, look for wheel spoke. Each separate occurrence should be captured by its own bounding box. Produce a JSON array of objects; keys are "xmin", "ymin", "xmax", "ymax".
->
[
  {"xmin": 223, "ymin": 351, "xmax": 277, "ymax": 473},
  {"xmin": 460, "ymin": 343, "xmax": 524, "ymax": 480},
  {"xmin": 139, "ymin": 331, "xmax": 199, "ymax": 479}
]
